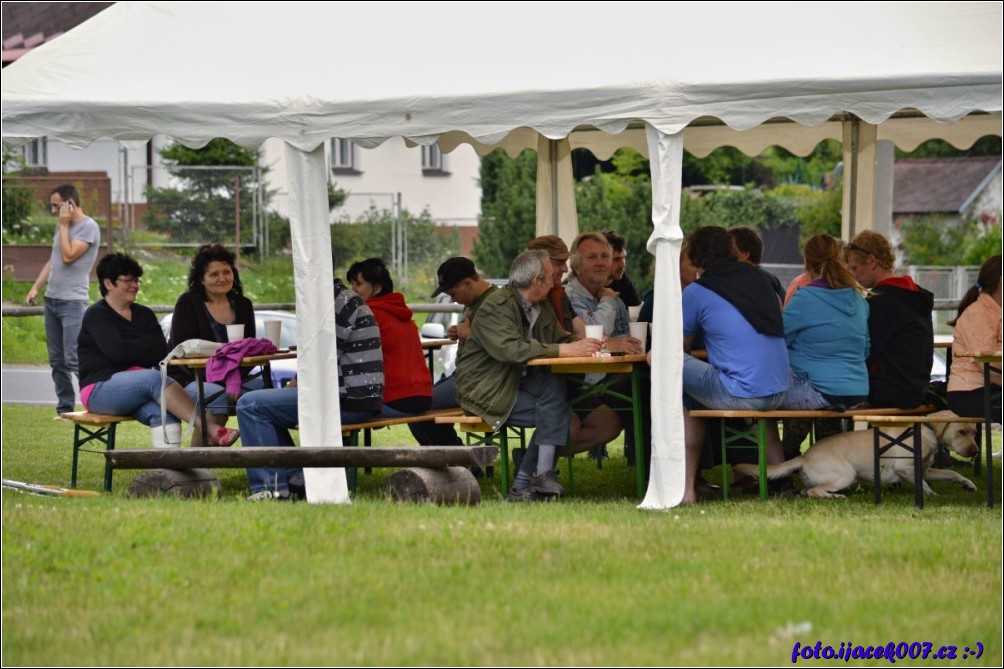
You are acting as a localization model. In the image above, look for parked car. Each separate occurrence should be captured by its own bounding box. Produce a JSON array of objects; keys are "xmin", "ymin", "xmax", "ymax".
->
[
  {"xmin": 160, "ymin": 310, "xmax": 298, "ymax": 387},
  {"xmin": 419, "ymin": 294, "xmax": 462, "ymax": 381},
  {"xmin": 418, "ymin": 282, "xmax": 506, "ymax": 381}
]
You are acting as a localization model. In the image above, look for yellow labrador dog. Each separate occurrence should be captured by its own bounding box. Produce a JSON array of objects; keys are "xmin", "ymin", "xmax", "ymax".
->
[{"xmin": 734, "ymin": 410, "xmax": 978, "ymax": 498}]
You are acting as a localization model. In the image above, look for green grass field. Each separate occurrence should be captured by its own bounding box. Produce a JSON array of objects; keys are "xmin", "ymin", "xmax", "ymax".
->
[{"xmin": 1, "ymin": 404, "xmax": 1001, "ymax": 666}]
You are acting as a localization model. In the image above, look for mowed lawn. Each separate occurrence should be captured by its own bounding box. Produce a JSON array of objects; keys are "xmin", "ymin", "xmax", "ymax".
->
[{"xmin": 1, "ymin": 404, "xmax": 1001, "ymax": 666}]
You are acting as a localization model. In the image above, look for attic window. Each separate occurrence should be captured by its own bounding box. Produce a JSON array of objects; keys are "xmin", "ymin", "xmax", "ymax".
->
[
  {"xmin": 20, "ymin": 138, "xmax": 48, "ymax": 168},
  {"xmin": 422, "ymin": 145, "xmax": 449, "ymax": 175},
  {"xmin": 331, "ymin": 138, "xmax": 360, "ymax": 174}
]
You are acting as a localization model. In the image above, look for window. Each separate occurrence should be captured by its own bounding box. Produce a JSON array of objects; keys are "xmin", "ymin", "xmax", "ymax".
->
[
  {"xmin": 20, "ymin": 138, "xmax": 48, "ymax": 168},
  {"xmin": 421, "ymin": 145, "xmax": 449, "ymax": 175},
  {"xmin": 331, "ymin": 138, "xmax": 359, "ymax": 174}
]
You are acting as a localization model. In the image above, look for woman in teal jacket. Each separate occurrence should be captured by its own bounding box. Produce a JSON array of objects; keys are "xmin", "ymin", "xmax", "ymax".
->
[{"xmin": 783, "ymin": 234, "xmax": 870, "ymax": 409}]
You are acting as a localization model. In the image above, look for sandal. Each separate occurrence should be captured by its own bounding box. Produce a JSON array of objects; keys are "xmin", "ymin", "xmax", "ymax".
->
[{"xmin": 210, "ymin": 426, "xmax": 240, "ymax": 447}]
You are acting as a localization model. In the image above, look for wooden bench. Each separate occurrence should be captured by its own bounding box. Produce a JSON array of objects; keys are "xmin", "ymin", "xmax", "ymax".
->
[
  {"xmin": 340, "ymin": 407, "xmax": 465, "ymax": 444},
  {"xmin": 104, "ymin": 446, "xmax": 498, "ymax": 470},
  {"xmin": 340, "ymin": 407, "xmax": 466, "ymax": 477},
  {"xmin": 860, "ymin": 414, "xmax": 986, "ymax": 509},
  {"xmin": 60, "ymin": 411, "xmax": 137, "ymax": 492},
  {"xmin": 434, "ymin": 415, "xmax": 533, "ymax": 491},
  {"xmin": 103, "ymin": 445, "xmax": 499, "ymax": 503},
  {"xmin": 688, "ymin": 405, "xmax": 936, "ymax": 500}
]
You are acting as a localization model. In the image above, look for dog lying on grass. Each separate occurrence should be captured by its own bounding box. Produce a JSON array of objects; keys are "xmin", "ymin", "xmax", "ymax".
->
[{"xmin": 734, "ymin": 410, "xmax": 978, "ymax": 498}]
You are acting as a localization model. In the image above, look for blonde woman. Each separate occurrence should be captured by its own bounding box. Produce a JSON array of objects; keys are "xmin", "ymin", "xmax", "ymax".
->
[{"xmin": 783, "ymin": 234, "xmax": 870, "ymax": 410}]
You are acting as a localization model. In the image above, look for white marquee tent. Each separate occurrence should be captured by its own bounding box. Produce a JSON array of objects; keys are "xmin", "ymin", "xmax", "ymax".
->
[{"xmin": 3, "ymin": 1, "xmax": 1000, "ymax": 507}]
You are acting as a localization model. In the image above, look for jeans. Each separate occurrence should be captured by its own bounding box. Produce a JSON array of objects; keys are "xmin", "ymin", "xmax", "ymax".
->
[
  {"xmin": 236, "ymin": 387, "xmax": 373, "ymax": 494},
  {"xmin": 509, "ymin": 370, "xmax": 572, "ymax": 482},
  {"xmin": 85, "ymin": 369, "xmax": 179, "ymax": 427},
  {"xmin": 682, "ymin": 353, "xmax": 785, "ymax": 411},
  {"xmin": 408, "ymin": 373, "xmax": 463, "ymax": 446},
  {"xmin": 780, "ymin": 371, "xmax": 829, "ymax": 410},
  {"xmin": 45, "ymin": 297, "xmax": 86, "ymax": 413}
]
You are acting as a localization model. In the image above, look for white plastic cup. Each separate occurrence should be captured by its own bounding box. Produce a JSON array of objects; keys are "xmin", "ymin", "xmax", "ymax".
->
[
  {"xmin": 629, "ymin": 321, "xmax": 648, "ymax": 343},
  {"xmin": 585, "ymin": 324, "xmax": 604, "ymax": 342},
  {"xmin": 628, "ymin": 305, "xmax": 642, "ymax": 322},
  {"xmin": 264, "ymin": 320, "xmax": 282, "ymax": 347},
  {"xmin": 226, "ymin": 324, "xmax": 245, "ymax": 342}
]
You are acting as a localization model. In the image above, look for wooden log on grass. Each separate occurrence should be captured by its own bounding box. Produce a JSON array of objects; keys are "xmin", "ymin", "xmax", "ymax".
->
[
  {"xmin": 127, "ymin": 468, "xmax": 221, "ymax": 500},
  {"xmin": 105, "ymin": 446, "xmax": 498, "ymax": 470},
  {"xmin": 384, "ymin": 467, "xmax": 481, "ymax": 506}
]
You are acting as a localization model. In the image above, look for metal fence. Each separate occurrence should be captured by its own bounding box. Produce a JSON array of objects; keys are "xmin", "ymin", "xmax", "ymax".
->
[
  {"xmin": 763, "ymin": 264, "xmax": 980, "ymax": 302},
  {"xmin": 123, "ymin": 165, "xmax": 264, "ymax": 251}
]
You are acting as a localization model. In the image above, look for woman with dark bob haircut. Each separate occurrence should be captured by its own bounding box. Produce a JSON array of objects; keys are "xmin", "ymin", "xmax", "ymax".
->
[
  {"xmin": 77, "ymin": 253, "xmax": 238, "ymax": 447},
  {"xmin": 167, "ymin": 243, "xmax": 257, "ymax": 439}
]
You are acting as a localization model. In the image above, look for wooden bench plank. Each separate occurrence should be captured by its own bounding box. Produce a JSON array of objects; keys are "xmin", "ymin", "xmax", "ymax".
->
[
  {"xmin": 689, "ymin": 405, "xmax": 935, "ymax": 420},
  {"xmin": 104, "ymin": 446, "xmax": 499, "ymax": 470},
  {"xmin": 341, "ymin": 407, "xmax": 463, "ymax": 432},
  {"xmin": 60, "ymin": 411, "xmax": 136, "ymax": 426},
  {"xmin": 858, "ymin": 415, "xmax": 983, "ymax": 427}
]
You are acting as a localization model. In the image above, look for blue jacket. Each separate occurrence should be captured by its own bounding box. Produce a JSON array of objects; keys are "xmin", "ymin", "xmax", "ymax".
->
[{"xmin": 783, "ymin": 285, "xmax": 870, "ymax": 398}]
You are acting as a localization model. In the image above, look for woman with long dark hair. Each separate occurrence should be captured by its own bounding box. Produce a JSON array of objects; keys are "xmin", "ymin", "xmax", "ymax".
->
[
  {"xmin": 168, "ymin": 244, "xmax": 257, "ymax": 438},
  {"xmin": 947, "ymin": 255, "xmax": 1002, "ymax": 418}
]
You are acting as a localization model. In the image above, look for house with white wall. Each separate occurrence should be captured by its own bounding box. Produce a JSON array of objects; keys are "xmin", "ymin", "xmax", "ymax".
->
[{"xmin": 4, "ymin": 3, "xmax": 483, "ymax": 253}]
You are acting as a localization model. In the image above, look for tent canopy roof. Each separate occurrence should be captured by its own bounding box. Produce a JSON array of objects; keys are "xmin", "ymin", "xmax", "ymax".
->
[{"xmin": 3, "ymin": 1, "xmax": 1000, "ymax": 153}]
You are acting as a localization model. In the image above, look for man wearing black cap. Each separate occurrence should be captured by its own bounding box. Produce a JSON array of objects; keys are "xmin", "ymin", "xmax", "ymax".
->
[{"xmin": 409, "ymin": 257, "xmax": 498, "ymax": 448}]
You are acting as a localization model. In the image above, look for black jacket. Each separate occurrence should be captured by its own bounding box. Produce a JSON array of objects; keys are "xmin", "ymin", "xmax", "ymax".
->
[
  {"xmin": 78, "ymin": 300, "xmax": 167, "ymax": 388},
  {"xmin": 167, "ymin": 290, "xmax": 256, "ymax": 384},
  {"xmin": 866, "ymin": 279, "xmax": 934, "ymax": 408}
]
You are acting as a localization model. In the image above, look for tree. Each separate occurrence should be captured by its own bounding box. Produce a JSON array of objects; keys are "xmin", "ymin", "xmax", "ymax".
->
[
  {"xmin": 576, "ymin": 149, "xmax": 656, "ymax": 293},
  {"xmin": 144, "ymin": 138, "xmax": 273, "ymax": 247},
  {"xmin": 473, "ymin": 149, "xmax": 537, "ymax": 277},
  {"xmin": 331, "ymin": 205, "xmax": 459, "ymax": 293},
  {"xmin": 898, "ymin": 212, "xmax": 1003, "ymax": 266}
]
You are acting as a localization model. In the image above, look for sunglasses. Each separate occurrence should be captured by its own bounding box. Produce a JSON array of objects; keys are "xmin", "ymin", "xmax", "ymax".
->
[{"xmin": 844, "ymin": 243, "xmax": 871, "ymax": 255}]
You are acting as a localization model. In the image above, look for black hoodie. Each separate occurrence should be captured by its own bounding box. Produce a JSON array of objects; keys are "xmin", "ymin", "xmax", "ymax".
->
[{"xmin": 866, "ymin": 276, "xmax": 934, "ymax": 408}]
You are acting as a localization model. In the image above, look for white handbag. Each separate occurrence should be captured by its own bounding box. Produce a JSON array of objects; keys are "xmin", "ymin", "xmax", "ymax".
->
[{"xmin": 158, "ymin": 339, "xmax": 223, "ymax": 442}]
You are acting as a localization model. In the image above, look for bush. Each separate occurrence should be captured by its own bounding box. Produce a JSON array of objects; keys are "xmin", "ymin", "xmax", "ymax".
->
[{"xmin": 2, "ymin": 149, "xmax": 40, "ymax": 240}]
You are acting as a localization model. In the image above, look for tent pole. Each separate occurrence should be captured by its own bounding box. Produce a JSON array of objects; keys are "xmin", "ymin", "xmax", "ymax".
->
[
  {"xmin": 549, "ymin": 139, "xmax": 559, "ymax": 236},
  {"xmin": 285, "ymin": 143, "xmax": 348, "ymax": 504}
]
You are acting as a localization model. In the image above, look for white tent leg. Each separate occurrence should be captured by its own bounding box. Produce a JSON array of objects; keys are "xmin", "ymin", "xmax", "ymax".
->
[
  {"xmin": 841, "ymin": 117, "xmax": 879, "ymax": 239},
  {"xmin": 640, "ymin": 126, "xmax": 685, "ymax": 510},
  {"xmin": 534, "ymin": 136, "xmax": 579, "ymax": 242},
  {"xmin": 285, "ymin": 143, "xmax": 349, "ymax": 504}
]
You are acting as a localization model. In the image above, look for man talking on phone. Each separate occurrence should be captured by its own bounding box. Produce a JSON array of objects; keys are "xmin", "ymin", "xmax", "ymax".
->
[{"xmin": 25, "ymin": 185, "xmax": 101, "ymax": 415}]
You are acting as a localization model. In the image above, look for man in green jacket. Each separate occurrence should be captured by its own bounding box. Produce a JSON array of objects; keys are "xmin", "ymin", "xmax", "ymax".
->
[{"xmin": 456, "ymin": 249, "xmax": 601, "ymax": 500}]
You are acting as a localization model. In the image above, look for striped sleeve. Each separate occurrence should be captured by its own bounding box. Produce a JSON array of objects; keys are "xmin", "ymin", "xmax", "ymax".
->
[{"xmin": 334, "ymin": 285, "xmax": 384, "ymax": 403}]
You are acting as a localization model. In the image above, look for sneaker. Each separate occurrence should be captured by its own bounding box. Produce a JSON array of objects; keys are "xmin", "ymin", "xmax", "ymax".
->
[
  {"xmin": 529, "ymin": 470, "xmax": 564, "ymax": 496},
  {"xmin": 247, "ymin": 490, "xmax": 291, "ymax": 501},
  {"xmin": 506, "ymin": 486, "xmax": 541, "ymax": 502}
]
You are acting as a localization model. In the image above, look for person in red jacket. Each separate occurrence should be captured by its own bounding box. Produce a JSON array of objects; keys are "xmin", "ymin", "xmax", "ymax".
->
[{"xmin": 347, "ymin": 258, "xmax": 432, "ymax": 416}]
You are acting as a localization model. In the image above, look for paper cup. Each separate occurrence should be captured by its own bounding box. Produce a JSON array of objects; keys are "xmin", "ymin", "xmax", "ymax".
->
[
  {"xmin": 628, "ymin": 305, "xmax": 642, "ymax": 322},
  {"xmin": 264, "ymin": 320, "xmax": 282, "ymax": 347},
  {"xmin": 226, "ymin": 324, "xmax": 245, "ymax": 342},
  {"xmin": 585, "ymin": 324, "xmax": 604, "ymax": 341},
  {"xmin": 629, "ymin": 321, "xmax": 648, "ymax": 342}
]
